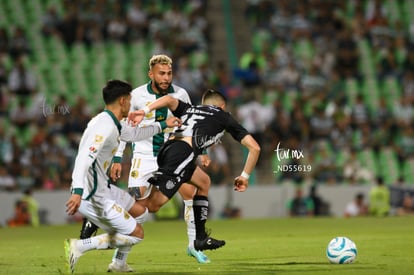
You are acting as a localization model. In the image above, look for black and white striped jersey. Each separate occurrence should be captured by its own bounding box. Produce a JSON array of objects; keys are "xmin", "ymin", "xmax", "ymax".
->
[{"xmin": 172, "ymin": 100, "xmax": 249, "ymax": 155}]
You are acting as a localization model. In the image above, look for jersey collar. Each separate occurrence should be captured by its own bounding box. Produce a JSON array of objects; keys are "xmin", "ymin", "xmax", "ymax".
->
[{"xmin": 104, "ymin": 109, "xmax": 122, "ymax": 134}]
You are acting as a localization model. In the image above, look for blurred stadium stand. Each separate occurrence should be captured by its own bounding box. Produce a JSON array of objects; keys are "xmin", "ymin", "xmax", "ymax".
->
[{"xmin": 1, "ymin": 0, "xmax": 414, "ymax": 196}]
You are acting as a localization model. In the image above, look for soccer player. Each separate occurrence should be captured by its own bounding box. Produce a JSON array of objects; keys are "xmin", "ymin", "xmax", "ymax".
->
[
  {"xmin": 128, "ymin": 89, "xmax": 261, "ymax": 251},
  {"xmin": 109, "ymin": 54, "xmax": 210, "ymax": 263},
  {"xmin": 64, "ymin": 80, "xmax": 179, "ymax": 273}
]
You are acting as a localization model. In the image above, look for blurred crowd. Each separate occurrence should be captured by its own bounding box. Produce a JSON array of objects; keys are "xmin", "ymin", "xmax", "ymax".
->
[
  {"xmin": 231, "ymin": 0, "xmax": 414, "ymax": 186},
  {"xmin": 0, "ymin": 0, "xmax": 222, "ymax": 193},
  {"xmin": 1, "ymin": 0, "xmax": 414, "ymax": 194},
  {"xmin": 39, "ymin": 0, "xmax": 209, "ymax": 57}
]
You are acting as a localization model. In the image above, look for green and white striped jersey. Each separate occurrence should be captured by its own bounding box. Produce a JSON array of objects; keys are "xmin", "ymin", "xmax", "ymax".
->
[{"xmin": 114, "ymin": 82, "xmax": 191, "ymax": 160}]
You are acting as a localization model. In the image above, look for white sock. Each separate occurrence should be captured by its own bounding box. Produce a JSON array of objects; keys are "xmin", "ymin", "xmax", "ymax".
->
[
  {"xmin": 135, "ymin": 208, "xmax": 149, "ymax": 224},
  {"xmin": 183, "ymin": 200, "xmax": 196, "ymax": 249},
  {"xmin": 76, "ymin": 233, "xmax": 142, "ymax": 254},
  {"xmin": 112, "ymin": 246, "xmax": 132, "ymax": 266}
]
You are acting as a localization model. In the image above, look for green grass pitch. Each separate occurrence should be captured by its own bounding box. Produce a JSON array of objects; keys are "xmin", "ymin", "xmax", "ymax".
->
[{"xmin": 0, "ymin": 217, "xmax": 413, "ymax": 274}]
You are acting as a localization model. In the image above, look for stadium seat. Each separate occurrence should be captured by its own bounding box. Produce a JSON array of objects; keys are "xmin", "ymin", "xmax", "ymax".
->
[
  {"xmin": 361, "ymin": 77, "xmax": 380, "ymax": 114},
  {"xmin": 378, "ymin": 148, "xmax": 400, "ymax": 185},
  {"xmin": 293, "ymin": 38, "xmax": 314, "ymax": 64},
  {"xmin": 402, "ymin": 158, "xmax": 414, "ymax": 184},
  {"xmin": 281, "ymin": 91, "xmax": 297, "ymax": 112},
  {"xmin": 357, "ymin": 148, "xmax": 378, "ymax": 183},
  {"xmin": 345, "ymin": 78, "xmax": 359, "ymax": 106},
  {"xmin": 382, "ymin": 77, "xmax": 402, "ymax": 112}
]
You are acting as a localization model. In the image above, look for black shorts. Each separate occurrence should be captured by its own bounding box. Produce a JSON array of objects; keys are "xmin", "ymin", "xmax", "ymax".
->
[{"xmin": 150, "ymin": 140, "xmax": 197, "ymax": 199}]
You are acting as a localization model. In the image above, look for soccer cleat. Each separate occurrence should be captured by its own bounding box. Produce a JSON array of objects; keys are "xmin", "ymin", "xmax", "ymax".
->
[
  {"xmin": 64, "ymin": 238, "xmax": 83, "ymax": 274},
  {"xmin": 79, "ymin": 218, "xmax": 98, "ymax": 239},
  {"xmin": 187, "ymin": 247, "xmax": 211, "ymax": 264},
  {"xmin": 107, "ymin": 262, "xmax": 134, "ymax": 272},
  {"xmin": 194, "ymin": 236, "xmax": 226, "ymax": 251}
]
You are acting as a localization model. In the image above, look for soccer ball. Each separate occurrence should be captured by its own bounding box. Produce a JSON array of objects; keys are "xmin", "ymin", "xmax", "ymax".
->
[{"xmin": 326, "ymin": 237, "xmax": 357, "ymax": 264}]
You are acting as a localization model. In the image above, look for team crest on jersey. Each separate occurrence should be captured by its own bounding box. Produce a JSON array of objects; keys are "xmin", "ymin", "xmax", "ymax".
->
[
  {"xmin": 95, "ymin": 135, "xmax": 104, "ymax": 143},
  {"xmin": 130, "ymin": 170, "xmax": 139, "ymax": 178},
  {"xmin": 166, "ymin": 180, "xmax": 176, "ymax": 190}
]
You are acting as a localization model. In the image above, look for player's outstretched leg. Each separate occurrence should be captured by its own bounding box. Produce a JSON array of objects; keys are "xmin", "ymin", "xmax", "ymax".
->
[
  {"xmin": 64, "ymin": 239, "xmax": 83, "ymax": 274},
  {"xmin": 79, "ymin": 217, "xmax": 98, "ymax": 239},
  {"xmin": 193, "ymin": 195, "xmax": 225, "ymax": 251},
  {"xmin": 108, "ymin": 247, "xmax": 134, "ymax": 273},
  {"xmin": 183, "ymin": 198, "xmax": 211, "ymax": 263},
  {"xmin": 107, "ymin": 262, "xmax": 134, "ymax": 272},
  {"xmin": 194, "ymin": 235, "xmax": 226, "ymax": 251},
  {"xmin": 187, "ymin": 247, "xmax": 211, "ymax": 263}
]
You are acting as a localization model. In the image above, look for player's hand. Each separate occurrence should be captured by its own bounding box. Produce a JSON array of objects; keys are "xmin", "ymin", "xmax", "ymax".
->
[
  {"xmin": 233, "ymin": 176, "xmax": 249, "ymax": 192},
  {"xmin": 199, "ymin": 154, "xmax": 211, "ymax": 168},
  {"xmin": 110, "ymin": 163, "xmax": 122, "ymax": 182},
  {"xmin": 128, "ymin": 110, "xmax": 145, "ymax": 126},
  {"xmin": 65, "ymin": 194, "xmax": 81, "ymax": 215},
  {"xmin": 165, "ymin": 117, "xmax": 182, "ymax": 128}
]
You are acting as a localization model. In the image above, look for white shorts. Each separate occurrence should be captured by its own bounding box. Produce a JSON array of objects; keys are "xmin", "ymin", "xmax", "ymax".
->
[
  {"xmin": 78, "ymin": 185, "xmax": 136, "ymax": 235},
  {"xmin": 128, "ymin": 156, "xmax": 158, "ymax": 188}
]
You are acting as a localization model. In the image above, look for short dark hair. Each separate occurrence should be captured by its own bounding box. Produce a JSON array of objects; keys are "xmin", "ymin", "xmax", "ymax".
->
[
  {"xmin": 201, "ymin": 89, "xmax": 227, "ymax": 104},
  {"xmin": 102, "ymin": 80, "xmax": 132, "ymax": 105}
]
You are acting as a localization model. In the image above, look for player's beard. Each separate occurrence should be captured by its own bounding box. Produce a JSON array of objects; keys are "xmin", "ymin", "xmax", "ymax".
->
[{"xmin": 153, "ymin": 80, "xmax": 171, "ymax": 95}]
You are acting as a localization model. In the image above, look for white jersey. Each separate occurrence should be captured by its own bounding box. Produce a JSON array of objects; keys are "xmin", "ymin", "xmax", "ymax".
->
[
  {"xmin": 115, "ymin": 82, "xmax": 191, "ymax": 159},
  {"xmin": 71, "ymin": 110, "xmax": 163, "ymax": 209}
]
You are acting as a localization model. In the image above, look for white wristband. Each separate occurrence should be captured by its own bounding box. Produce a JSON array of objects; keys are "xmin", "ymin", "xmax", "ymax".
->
[
  {"xmin": 241, "ymin": 171, "xmax": 250, "ymax": 179},
  {"xmin": 142, "ymin": 106, "xmax": 151, "ymax": 115}
]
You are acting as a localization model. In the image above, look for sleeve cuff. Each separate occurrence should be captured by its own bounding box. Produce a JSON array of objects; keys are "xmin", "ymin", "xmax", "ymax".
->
[
  {"xmin": 159, "ymin": 121, "xmax": 167, "ymax": 130},
  {"xmin": 71, "ymin": 188, "xmax": 83, "ymax": 196},
  {"xmin": 113, "ymin": 156, "xmax": 122, "ymax": 163}
]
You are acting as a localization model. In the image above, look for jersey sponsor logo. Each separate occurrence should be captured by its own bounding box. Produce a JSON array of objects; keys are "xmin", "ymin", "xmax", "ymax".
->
[
  {"xmin": 89, "ymin": 146, "xmax": 97, "ymax": 153},
  {"xmin": 166, "ymin": 180, "xmax": 175, "ymax": 190}
]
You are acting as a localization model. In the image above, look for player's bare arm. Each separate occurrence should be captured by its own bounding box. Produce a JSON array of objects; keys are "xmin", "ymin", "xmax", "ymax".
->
[
  {"xmin": 127, "ymin": 95, "xmax": 180, "ymax": 124},
  {"xmin": 233, "ymin": 134, "xmax": 261, "ymax": 192},
  {"xmin": 110, "ymin": 163, "xmax": 122, "ymax": 182},
  {"xmin": 145, "ymin": 95, "xmax": 179, "ymax": 112},
  {"xmin": 65, "ymin": 194, "xmax": 81, "ymax": 215},
  {"xmin": 128, "ymin": 109, "xmax": 181, "ymax": 127}
]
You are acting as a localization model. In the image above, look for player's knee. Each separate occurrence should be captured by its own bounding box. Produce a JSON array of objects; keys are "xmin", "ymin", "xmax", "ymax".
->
[
  {"xmin": 146, "ymin": 190, "xmax": 169, "ymax": 213},
  {"xmin": 197, "ymin": 174, "xmax": 211, "ymax": 193},
  {"xmin": 179, "ymin": 184, "xmax": 196, "ymax": 200},
  {"xmin": 130, "ymin": 223, "xmax": 144, "ymax": 239},
  {"xmin": 147, "ymin": 200, "xmax": 162, "ymax": 213}
]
